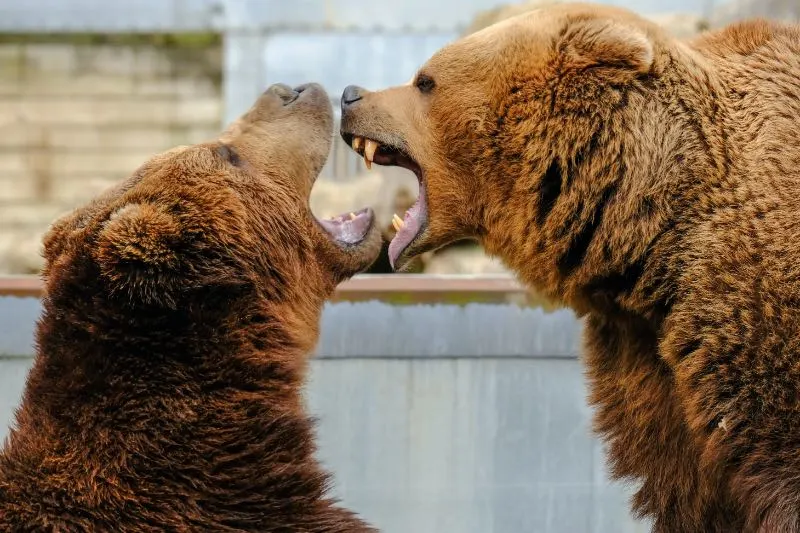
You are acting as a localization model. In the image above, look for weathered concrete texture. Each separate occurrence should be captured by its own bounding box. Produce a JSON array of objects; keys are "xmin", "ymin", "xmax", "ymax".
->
[{"xmin": 0, "ymin": 42, "xmax": 222, "ymax": 275}]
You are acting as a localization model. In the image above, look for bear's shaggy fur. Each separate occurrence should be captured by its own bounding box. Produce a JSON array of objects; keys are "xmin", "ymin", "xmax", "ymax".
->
[
  {"xmin": 340, "ymin": 4, "xmax": 800, "ymax": 531},
  {"xmin": 0, "ymin": 83, "xmax": 381, "ymax": 531}
]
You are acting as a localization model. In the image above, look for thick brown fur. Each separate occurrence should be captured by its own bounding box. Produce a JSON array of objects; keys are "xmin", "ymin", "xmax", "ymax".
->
[
  {"xmin": 340, "ymin": 4, "xmax": 800, "ymax": 531},
  {"xmin": 0, "ymin": 83, "xmax": 381, "ymax": 531}
]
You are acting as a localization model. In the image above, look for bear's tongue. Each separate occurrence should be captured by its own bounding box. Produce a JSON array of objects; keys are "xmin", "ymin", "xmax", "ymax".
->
[
  {"xmin": 388, "ymin": 188, "xmax": 426, "ymax": 269},
  {"xmin": 318, "ymin": 208, "xmax": 372, "ymax": 244}
]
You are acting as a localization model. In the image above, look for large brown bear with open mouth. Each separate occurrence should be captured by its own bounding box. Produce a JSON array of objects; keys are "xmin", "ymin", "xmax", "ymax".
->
[
  {"xmin": 0, "ymin": 83, "xmax": 381, "ymax": 531},
  {"xmin": 340, "ymin": 3, "xmax": 800, "ymax": 532}
]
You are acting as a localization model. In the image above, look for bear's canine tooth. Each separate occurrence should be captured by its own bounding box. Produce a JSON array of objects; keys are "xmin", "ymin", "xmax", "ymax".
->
[
  {"xmin": 392, "ymin": 213, "xmax": 405, "ymax": 232},
  {"xmin": 352, "ymin": 136, "xmax": 363, "ymax": 152},
  {"xmin": 364, "ymin": 139, "xmax": 379, "ymax": 170},
  {"xmin": 350, "ymin": 212, "xmax": 357, "ymax": 220}
]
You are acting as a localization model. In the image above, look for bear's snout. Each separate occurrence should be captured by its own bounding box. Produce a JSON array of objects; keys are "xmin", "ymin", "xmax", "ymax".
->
[{"xmin": 264, "ymin": 83, "xmax": 299, "ymax": 105}]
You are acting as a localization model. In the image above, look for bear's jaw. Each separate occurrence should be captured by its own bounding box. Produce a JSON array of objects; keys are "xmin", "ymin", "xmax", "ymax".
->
[
  {"xmin": 388, "ymin": 186, "xmax": 426, "ymax": 269},
  {"xmin": 343, "ymin": 134, "xmax": 427, "ymax": 269},
  {"xmin": 316, "ymin": 207, "xmax": 374, "ymax": 245}
]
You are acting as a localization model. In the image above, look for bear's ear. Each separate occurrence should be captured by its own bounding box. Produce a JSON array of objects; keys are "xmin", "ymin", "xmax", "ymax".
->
[
  {"xmin": 561, "ymin": 18, "xmax": 654, "ymax": 76},
  {"xmin": 94, "ymin": 203, "xmax": 189, "ymax": 308}
]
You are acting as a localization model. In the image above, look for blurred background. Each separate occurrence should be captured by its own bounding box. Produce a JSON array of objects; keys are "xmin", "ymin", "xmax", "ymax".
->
[
  {"xmin": 0, "ymin": 0, "xmax": 786, "ymax": 276},
  {"xmin": 0, "ymin": 1, "xmax": 795, "ymax": 532}
]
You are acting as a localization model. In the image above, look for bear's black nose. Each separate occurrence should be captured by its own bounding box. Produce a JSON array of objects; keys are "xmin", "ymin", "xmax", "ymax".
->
[
  {"xmin": 265, "ymin": 83, "xmax": 299, "ymax": 105},
  {"xmin": 341, "ymin": 85, "xmax": 365, "ymax": 107}
]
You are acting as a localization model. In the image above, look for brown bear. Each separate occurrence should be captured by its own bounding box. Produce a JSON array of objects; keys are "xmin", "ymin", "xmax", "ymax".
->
[
  {"xmin": 0, "ymin": 83, "xmax": 381, "ymax": 531},
  {"xmin": 339, "ymin": 3, "xmax": 800, "ymax": 532}
]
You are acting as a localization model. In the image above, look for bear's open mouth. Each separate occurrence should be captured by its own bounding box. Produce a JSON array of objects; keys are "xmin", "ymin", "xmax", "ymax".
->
[
  {"xmin": 342, "ymin": 133, "xmax": 426, "ymax": 268},
  {"xmin": 316, "ymin": 207, "xmax": 374, "ymax": 246}
]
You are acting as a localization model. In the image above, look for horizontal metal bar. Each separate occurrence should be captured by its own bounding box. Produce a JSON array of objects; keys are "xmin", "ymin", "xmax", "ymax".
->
[
  {"xmin": 0, "ymin": 277, "xmax": 40, "ymax": 298},
  {"xmin": 0, "ymin": 274, "xmax": 534, "ymax": 301}
]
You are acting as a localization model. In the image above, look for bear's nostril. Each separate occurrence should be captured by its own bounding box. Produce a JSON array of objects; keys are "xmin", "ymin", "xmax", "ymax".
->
[
  {"xmin": 266, "ymin": 83, "xmax": 299, "ymax": 105},
  {"xmin": 341, "ymin": 85, "xmax": 364, "ymax": 107}
]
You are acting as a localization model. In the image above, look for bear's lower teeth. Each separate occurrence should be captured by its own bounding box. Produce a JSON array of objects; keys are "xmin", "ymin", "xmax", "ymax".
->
[{"xmin": 392, "ymin": 213, "xmax": 405, "ymax": 231}]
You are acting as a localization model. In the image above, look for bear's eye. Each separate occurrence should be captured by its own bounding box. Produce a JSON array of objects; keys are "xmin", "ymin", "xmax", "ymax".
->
[
  {"xmin": 216, "ymin": 144, "xmax": 242, "ymax": 167},
  {"xmin": 415, "ymin": 74, "xmax": 435, "ymax": 94}
]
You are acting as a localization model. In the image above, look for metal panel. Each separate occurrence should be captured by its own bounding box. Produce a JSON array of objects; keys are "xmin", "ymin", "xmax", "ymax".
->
[
  {"xmin": 260, "ymin": 32, "xmax": 455, "ymax": 101},
  {"xmin": 305, "ymin": 358, "xmax": 651, "ymax": 533},
  {"xmin": 0, "ymin": 296, "xmax": 40, "ymax": 359},
  {"xmin": 318, "ymin": 301, "xmax": 582, "ymax": 358},
  {"xmin": 0, "ymin": 296, "xmax": 582, "ymax": 359},
  {"xmin": 0, "ymin": 358, "xmax": 29, "ymax": 436},
  {"xmin": 223, "ymin": 31, "xmax": 270, "ymax": 125}
]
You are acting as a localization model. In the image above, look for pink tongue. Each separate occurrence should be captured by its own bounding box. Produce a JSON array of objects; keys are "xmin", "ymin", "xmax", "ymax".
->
[
  {"xmin": 318, "ymin": 210, "xmax": 372, "ymax": 244},
  {"xmin": 388, "ymin": 203, "xmax": 422, "ymax": 269}
]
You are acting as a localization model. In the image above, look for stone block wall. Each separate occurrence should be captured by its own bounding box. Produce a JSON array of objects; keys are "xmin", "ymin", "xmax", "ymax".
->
[{"xmin": 0, "ymin": 39, "xmax": 222, "ymax": 274}]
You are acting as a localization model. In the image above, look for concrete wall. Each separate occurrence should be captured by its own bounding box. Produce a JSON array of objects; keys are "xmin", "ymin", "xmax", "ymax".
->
[{"xmin": 0, "ymin": 41, "xmax": 222, "ymax": 274}]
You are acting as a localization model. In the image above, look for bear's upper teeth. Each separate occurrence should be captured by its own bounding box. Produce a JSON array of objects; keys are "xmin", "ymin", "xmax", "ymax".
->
[
  {"xmin": 364, "ymin": 139, "xmax": 379, "ymax": 170},
  {"xmin": 352, "ymin": 136, "xmax": 363, "ymax": 152}
]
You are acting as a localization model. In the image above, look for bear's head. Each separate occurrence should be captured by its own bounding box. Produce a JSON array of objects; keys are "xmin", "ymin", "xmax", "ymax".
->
[
  {"xmin": 42, "ymin": 83, "xmax": 381, "ymax": 344},
  {"xmin": 340, "ymin": 3, "xmax": 684, "ymax": 311}
]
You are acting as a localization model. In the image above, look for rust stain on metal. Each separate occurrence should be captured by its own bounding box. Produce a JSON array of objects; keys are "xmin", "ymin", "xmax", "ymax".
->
[{"xmin": 0, "ymin": 277, "xmax": 42, "ymax": 298}]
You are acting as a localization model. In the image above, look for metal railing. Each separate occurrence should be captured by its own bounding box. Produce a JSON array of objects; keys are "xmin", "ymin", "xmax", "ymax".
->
[{"xmin": 0, "ymin": 273, "xmax": 530, "ymax": 301}]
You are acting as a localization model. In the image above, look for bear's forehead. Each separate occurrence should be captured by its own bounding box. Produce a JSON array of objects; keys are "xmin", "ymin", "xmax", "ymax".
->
[
  {"xmin": 424, "ymin": 3, "xmax": 654, "ymax": 82},
  {"xmin": 429, "ymin": 10, "xmax": 560, "ymax": 71}
]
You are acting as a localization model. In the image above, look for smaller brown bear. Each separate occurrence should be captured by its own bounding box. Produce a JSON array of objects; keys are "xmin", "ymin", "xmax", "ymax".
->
[{"xmin": 0, "ymin": 83, "xmax": 381, "ymax": 531}]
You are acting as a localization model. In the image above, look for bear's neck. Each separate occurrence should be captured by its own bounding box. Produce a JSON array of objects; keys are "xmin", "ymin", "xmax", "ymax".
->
[
  {"xmin": 482, "ymin": 53, "xmax": 732, "ymax": 326},
  {"xmin": 2, "ymin": 292, "xmax": 368, "ymax": 530}
]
